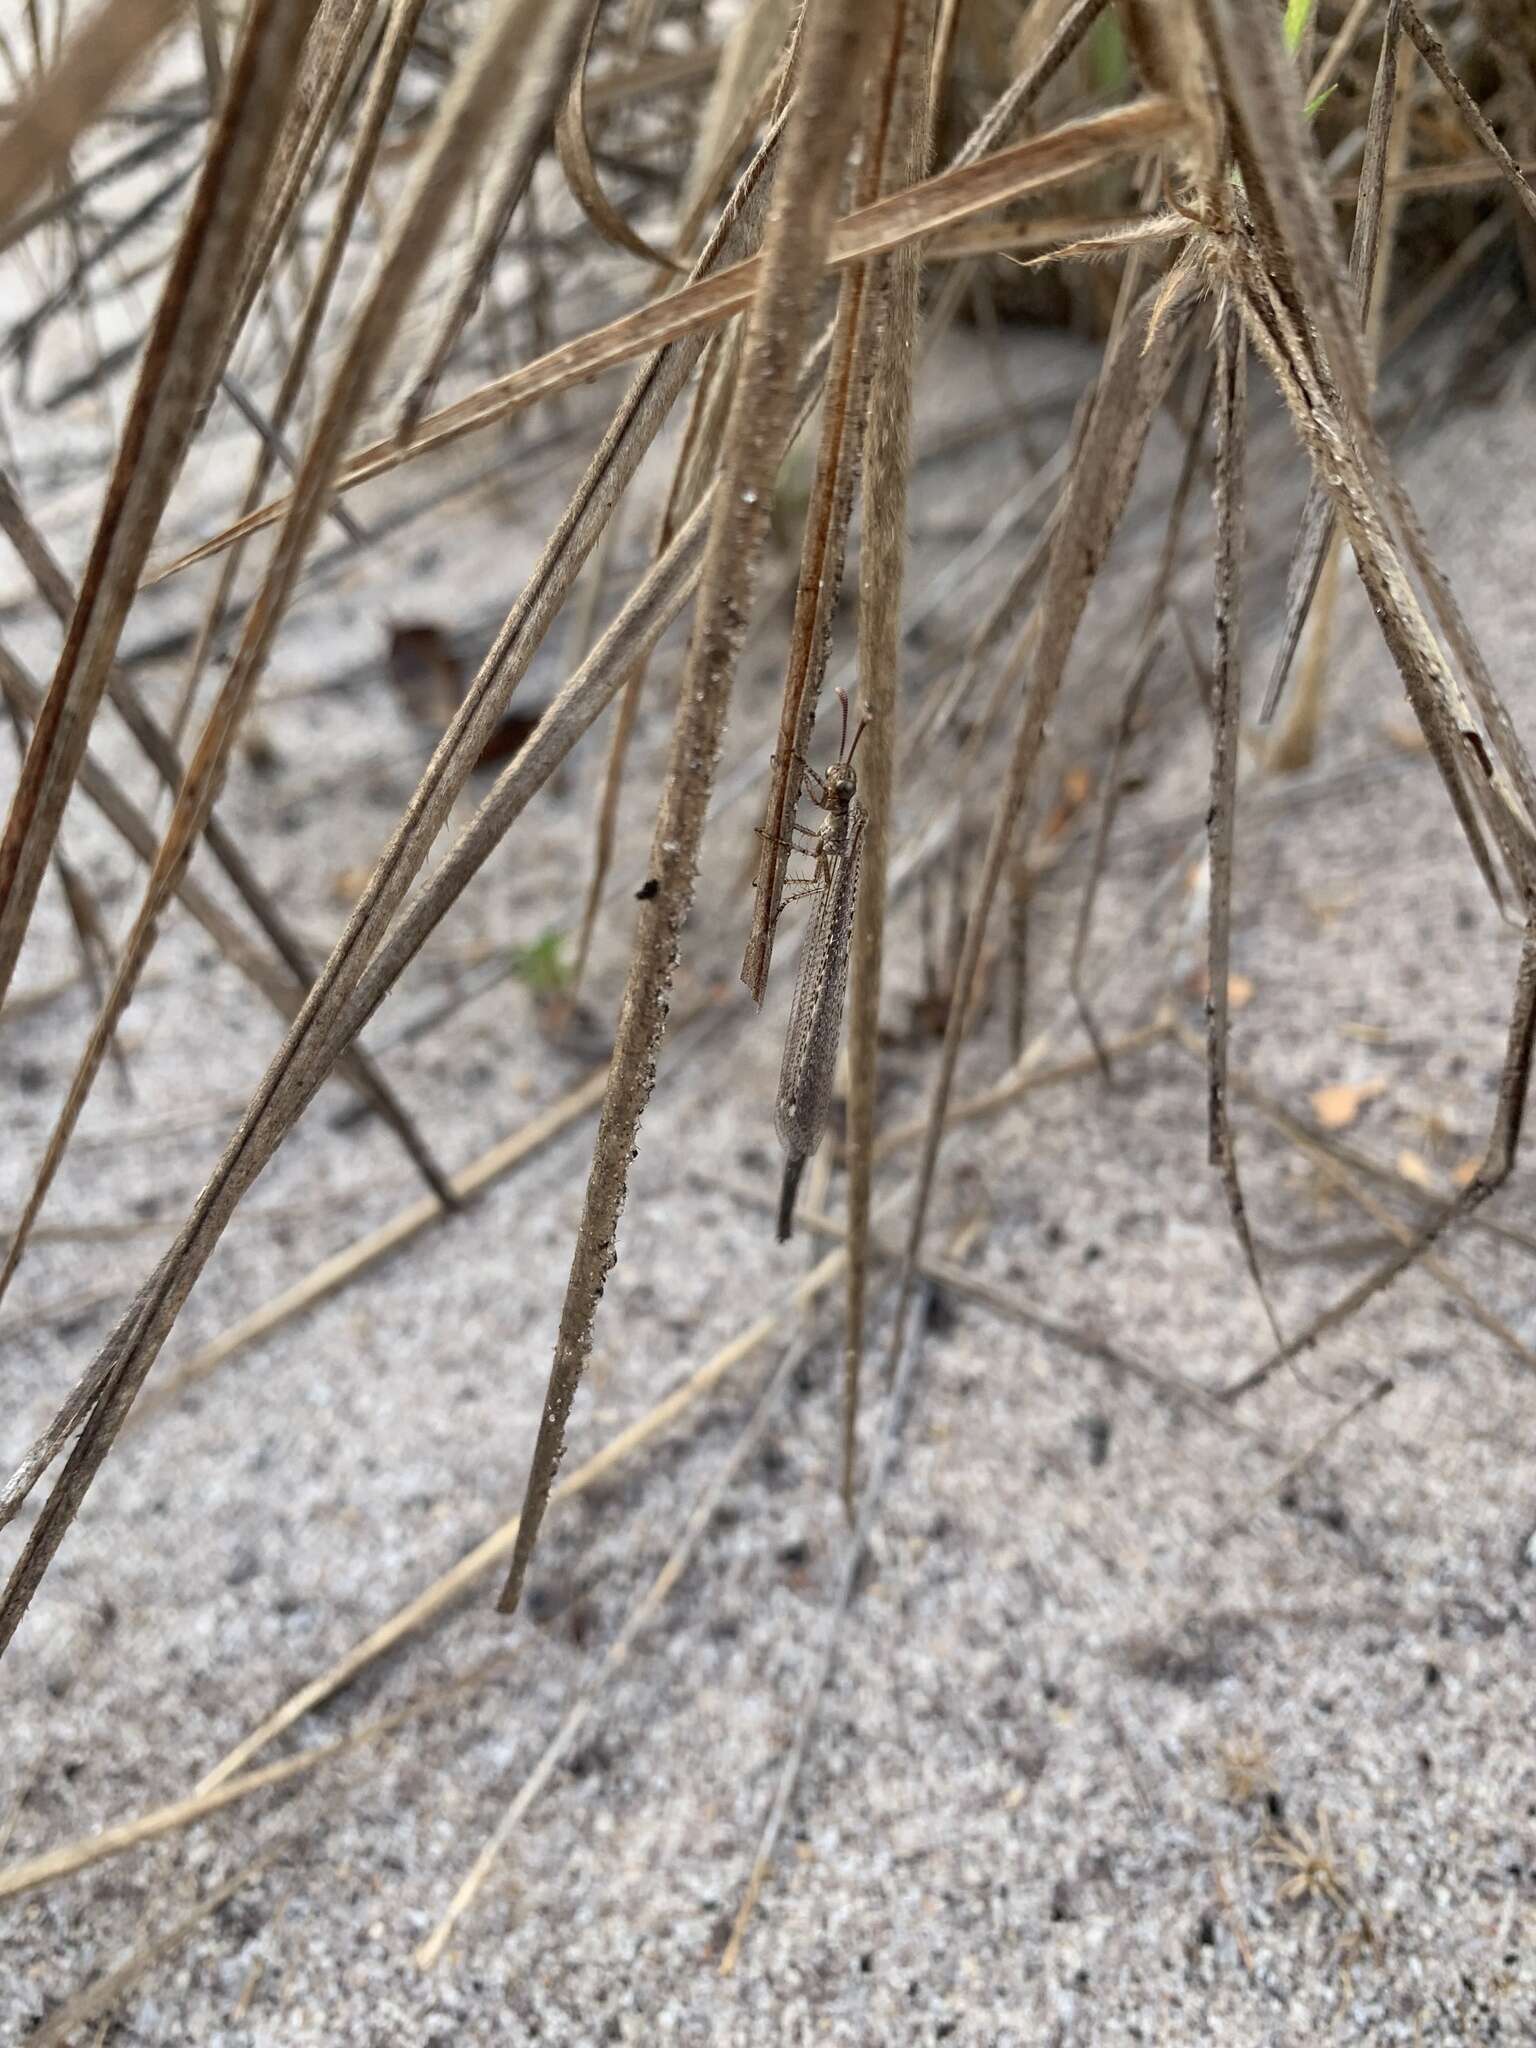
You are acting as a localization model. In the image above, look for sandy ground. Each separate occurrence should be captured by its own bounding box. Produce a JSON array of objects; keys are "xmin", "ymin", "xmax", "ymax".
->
[{"xmin": 3, "ymin": 255, "xmax": 1536, "ymax": 2047}]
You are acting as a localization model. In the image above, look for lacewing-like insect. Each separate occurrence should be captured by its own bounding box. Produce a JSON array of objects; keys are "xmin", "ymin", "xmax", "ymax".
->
[{"xmin": 773, "ymin": 690, "xmax": 868, "ymax": 1242}]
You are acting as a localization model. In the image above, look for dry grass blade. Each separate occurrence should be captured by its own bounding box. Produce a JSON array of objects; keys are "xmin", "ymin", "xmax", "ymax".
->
[
  {"xmin": 168, "ymin": 0, "xmax": 434, "ymax": 745},
  {"xmin": 952, "ymin": 0, "xmax": 1112, "ymax": 171},
  {"xmin": 1196, "ymin": 0, "xmax": 1371, "ymax": 432},
  {"xmin": 881, "ymin": 267, "xmax": 1201, "ymax": 1391},
  {"xmin": 571, "ymin": 332, "xmax": 735, "ymax": 990},
  {"xmin": 149, "ymin": 94, "xmax": 1189, "ymax": 584},
  {"xmin": 225, "ymin": 0, "xmax": 380, "ymax": 361},
  {"xmin": 416, "ymin": 1327, "xmax": 812, "ymax": 1969},
  {"xmin": 0, "ymin": 0, "xmax": 186, "ymax": 229},
  {"xmin": 1206, "ymin": 297, "xmax": 1283, "ymax": 1351},
  {"xmin": 1236, "ymin": 8, "xmax": 1536, "ymax": 859},
  {"xmin": 1068, "ymin": 632, "xmax": 1163, "ymax": 1074},
  {"xmin": 843, "ymin": 0, "xmax": 936, "ymax": 1509},
  {"xmin": 394, "ymin": 0, "xmax": 595, "ymax": 436},
  {"xmin": 1261, "ymin": 0, "xmax": 1404, "ymax": 726},
  {"xmin": 1402, "ymin": 1, "xmax": 1536, "ymax": 229},
  {"xmin": 739, "ymin": 2, "xmax": 902, "ymax": 1007},
  {"xmin": 555, "ymin": 0, "xmax": 684, "ymax": 275},
  {"xmin": 0, "ymin": 0, "xmax": 313, "ymax": 1013},
  {"xmin": 1231, "ymin": 242, "xmax": 1529, "ymax": 912},
  {"xmin": 497, "ymin": 0, "xmax": 894, "ymax": 1616}
]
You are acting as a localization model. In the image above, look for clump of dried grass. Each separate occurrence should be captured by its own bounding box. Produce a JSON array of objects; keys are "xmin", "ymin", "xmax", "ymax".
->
[{"xmin": 2, "ymin": 0, "xmax": 1536, "ymax": 2001}]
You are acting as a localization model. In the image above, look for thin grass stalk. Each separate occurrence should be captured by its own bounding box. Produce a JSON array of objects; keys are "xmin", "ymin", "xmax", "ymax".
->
[
  {"xmin": 842, "ymin": 0, "xmax": 936, "ymax": 1509},
  {"xmin": 497, "ymin": 0, "xmax": 896, "ymax": 1615},
  {"xmin": 741, "ymin": 1, "xmax": 912, "ymax": 1004},
  {"xmin": 395, "ymin": 0, "xmax": 599, "ymax": 434},
  {"xmin": 1205, "ymin": 295, "xmax": 1283, "ymax": 1348},
  {"xmin": 167, "ymin": 0, "xmax": 435, "ymax": 745}
]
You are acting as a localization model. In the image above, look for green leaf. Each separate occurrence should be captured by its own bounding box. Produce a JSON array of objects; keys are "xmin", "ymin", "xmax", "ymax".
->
[
  {"xmin": 1303, "ymin": 81, "xmax": 1338, "ymax": 119},
  {"xmin": 1283, "ymin": 0, "xmax": 1317, "ymax": 54}
]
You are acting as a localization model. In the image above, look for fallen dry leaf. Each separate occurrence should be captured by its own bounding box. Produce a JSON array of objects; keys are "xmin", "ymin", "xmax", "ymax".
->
[{"xmin": 1309, "ymin": 1077, "xmax": 1386, "ymax": 1131}]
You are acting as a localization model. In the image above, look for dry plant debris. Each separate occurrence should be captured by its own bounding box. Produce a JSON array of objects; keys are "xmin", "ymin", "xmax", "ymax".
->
[{"xmin": 2, "ymin": 0, "xmax": 1536, "ymax": 2033}]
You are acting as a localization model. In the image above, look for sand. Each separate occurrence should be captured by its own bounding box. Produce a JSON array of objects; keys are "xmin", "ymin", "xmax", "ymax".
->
[{"xmin": 3, "ymin": 281, "xmax": 1536, "ymax": 2045}]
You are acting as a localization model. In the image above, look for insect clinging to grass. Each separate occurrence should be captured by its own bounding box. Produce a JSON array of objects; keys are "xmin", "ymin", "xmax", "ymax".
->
[{"xmin": 769, "ymin": 688, "xmax": 869, "ymax": 1243}]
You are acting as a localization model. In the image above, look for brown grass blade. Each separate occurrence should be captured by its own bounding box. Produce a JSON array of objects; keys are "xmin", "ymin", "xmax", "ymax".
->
[
  {"xmin": 148, "ymin": 94, "xmax": 1189, "ymax": 584},
  {"xmin": 496, "ymin": 0, "xmax": 895, "ymax": 1617},
  {"xmin": 952, "ymin": 0, "xmax": 1111, "ymax": 170},
  {"xmin": 0, "ymin": 0, "xmax": 314, "ymax": 1011},
  {"xmin": 168, "ymin": 0, "xmax": 434, "ymax": 743},
  {"xmin": 1206, "ymin": 0, "xmax": 1536, "ymax": 902},
  {"xmin": 740, "ymin": 1, "xmax": 910, "ymax": 1006},
  {"xmin": 1402, "ymin": 1, "xmax": 1536, "ymax": 229},
  {"xmin": 1068, "ymin": 630, "xmax": 1163, "ymax": 1072},
  {"xmin": 1230, "ymin": 233, "xmax": 1534, "ymax": 909},
  {"xmin": 0, "ymin": 0, "xmax": 186, "ymax": 229},
  {"xmin": 555, "ymin": 0, "xmax": 684, "ymax": 275},
  {"xmin": 393, "ymin": 0, "xmax": 595, "ymax": 437},
  {"xmin": 1196, "ymin": 0, "xmax": 1370, "ymax": 429},
  {"xmin": 842, "ymin": 0, "xmax": 936, "ymax": 1510},
  {"xmin": 1261, "ymin": 0, "xmax": 1404, "ymax": 726},
  {"xmin": 1206, "ymin": 296, "xmax": 1284, "ymax": 1352}
]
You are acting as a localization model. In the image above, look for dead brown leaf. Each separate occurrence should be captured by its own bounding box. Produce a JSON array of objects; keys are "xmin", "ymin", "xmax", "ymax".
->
[{"xmin": 1310, "ymin": 1077, "xmax": 1386, "ymax": 1130}]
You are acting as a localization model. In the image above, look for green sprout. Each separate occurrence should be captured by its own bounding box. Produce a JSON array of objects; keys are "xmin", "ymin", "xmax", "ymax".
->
[{"xmin": 509, "ymin": 928, "xmax": 572, "ymax": 997}]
